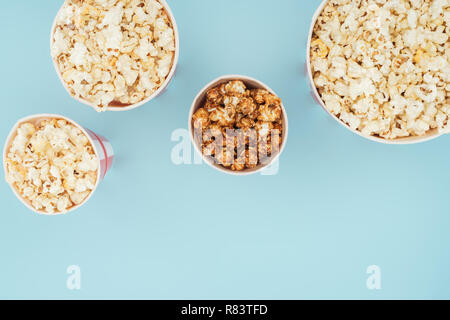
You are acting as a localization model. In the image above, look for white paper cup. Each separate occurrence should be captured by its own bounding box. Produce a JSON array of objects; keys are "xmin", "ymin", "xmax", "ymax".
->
[
  {"xmin": 189, "ymin": 75, "xmax": 289, "ymax": 175},
  {"xmin": 306, "ymin": 0, "xmax": 446, "ymax": 144},
  {"xmin": 3, "ymin": 114, "xmax": 114, "ymax": 215},
  {"xmin": 50, "ymin": 0, "xmax": 180, "ymax": 112}
]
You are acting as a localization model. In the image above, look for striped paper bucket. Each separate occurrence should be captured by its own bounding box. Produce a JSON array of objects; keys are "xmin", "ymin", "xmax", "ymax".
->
[{"xmin": 3, "ymin": 114, "xmax": 114, "ymax": 214}]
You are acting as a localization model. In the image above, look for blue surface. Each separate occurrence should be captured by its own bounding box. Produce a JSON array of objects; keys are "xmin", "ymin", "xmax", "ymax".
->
[{"xmin": 0, "ymin": 0, "xmax": 449, "ymax": 300}]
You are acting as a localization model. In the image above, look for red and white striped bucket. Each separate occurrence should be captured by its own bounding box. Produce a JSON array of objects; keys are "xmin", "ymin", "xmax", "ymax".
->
[
  {"xmin": 84, "ymin": 128, "xmax": 114, "ymax": 182},
  {"xmin": 3, "ymin": 114, "xmax": 113, "ymax": 214}
]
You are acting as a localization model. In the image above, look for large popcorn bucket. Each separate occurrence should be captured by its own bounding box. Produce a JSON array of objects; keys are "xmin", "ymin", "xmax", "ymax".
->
[
  {"xmin": 50, "ymin": 0, "xmax": 180, "ymax": 112},
  {"xmin": 189, "ymin": 75, "xmax": 289, "ymax": 176},
  {"xmin": 3, "ymin": 114, "xmax": 114, "ymax": 215},
  {"xmin": 305, "ymin": 0, "xmax": 445, "ymax": 144}
]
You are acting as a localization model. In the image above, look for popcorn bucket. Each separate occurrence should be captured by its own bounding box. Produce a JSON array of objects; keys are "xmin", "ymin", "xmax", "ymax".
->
[
  {"xmin": 3, "ymin": 114, "xmax": 114, "ymax": 215},
  {"xmin": 189, "ymin": 75, "xmax": 289, "ymax": 176},
  {"xmin": 305, "ymin": 0, "xmax": 444, "ymax": 145},
  {"xmin": 50, "ymin": 0, "xmax": 180, "ymax": 112}
]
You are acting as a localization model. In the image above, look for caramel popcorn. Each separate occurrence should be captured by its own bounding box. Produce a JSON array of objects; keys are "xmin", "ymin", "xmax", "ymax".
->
[
  {"xmin": 193, "ymin": 80, "xmax": 284, "ymax": 172},
  {"xmin": 51, "ymin": 0, "xmax": 176, "ymax": 111},
  {"xmin": 310, "ymin": 0, "xmax": 449, "ymax": 140},
  {"xmin": 5, "ymin": 119, "xmax": 98, "ymax": 214}
]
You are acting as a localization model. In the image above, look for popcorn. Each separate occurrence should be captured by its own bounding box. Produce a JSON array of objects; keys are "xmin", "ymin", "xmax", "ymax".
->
[
  {"xmin": 310, "ymin": 0, "xmax": 449, "ymax": 139},
  {"xmin": 52, "ymin": 0, "xmax": 176, "ymax": 110},
  {"xmin": 311, "ymin": 39, "xmax": 330, "ymax": 59},
  {"xmin": 5, "ymin": 119, "xmax": 98, "ymax": 214},
  {"xmin": 193, "ymin": 81, "xmax": 284, "ymax": 172}
]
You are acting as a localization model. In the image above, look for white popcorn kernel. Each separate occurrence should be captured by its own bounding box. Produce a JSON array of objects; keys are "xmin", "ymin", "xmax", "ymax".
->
[
  {"xmin": 157, "ymin": 28, "xmax": 175, "ymax": 49},
  {"xmin": 430, "ymin": 0, "xmax": 446, "ymax": 20},
  {"xmin": 70, "ymin": 191, "xmax": 90, "ymax": 206},
  {"xmin": 340, "ymin": 111, "xmax": 361, "ymax": 130},
  {"xmin": 329, "ymin": 56, "xmax": 347, "ymax": 79},
  {"xmin": 50, "ymin": 165, "xmax": 61, "ymax": 179},
  {"xmin": 353, "ymin": 98, "xmax": 373, "ymax": 114},
  {"xmin": 157, "ymin": 53, "xmax": 172, "ymax": 78},
  {"xmin": 23, "ymin": 187, "xmax": 34, "ymax": 198},
  {"xmin": 103, "ymin": 25, "xmax": 123, "ymax": 51},
  {"xmin": 409, "ymin": 119, "xmax": 431, "ymax": 136},
  {"xmin": 77, "ymin": 152, "xmax": 99, "ymax": 172},
  {"xmin": 333, "ymin": 81, "xmax": 349, "ymax": 97},
  {"xmin": 133, "ymin": 7, "xmax": 149, "ymax": 24},
  {"xmin": 312, "ymin": 58, "xmax": 329, "ymax": 74},
  {"xmin": 322, "ymin": 94, "xmax": 342, "ymax": 114},
  {"xmin": 10, "ymin": 123, "xmax": 35, "ymax": 155},
  {"xmin": 416, "ymin": 84, "xmax": 438, "ymax": 103},
  {"xmin": 69, "ymin": 42, "xmax": 88, "ymax": 66},
  {"xmin": 49, "ymin": 181, "xmax": 64, "ymax": 195},
  {"xmin": 347, "ymin": 60, "xmax": 366, "ymax": 78},
  {"xmin": 140, "ymin": 72, "xmax": 157, "ymax": 91},
  {"xmin": 147, "ymin": 0, "xmax": 163, "ymax": 15},
  {"xmin": 349, "ymin": 78, "xmax": 376, "ymax": 100},
  {"xmin": 56, "ymin": 195, "xmax": 72, "ymax": 213},
  {"xmin": 314, "ymin": 74, "xmax": 329, "ymax": 88},
  {"xmin": 51, "ymin": 29, "xmax": 70, "ymax": 58},
  {"xmin": 99, "ymin": 2, "xmax": 124, "ymax": 28},
  {"xmin": 407, "ymin": 11, "xmax": 418, "ymax": 28},
  {"xmin": 135, "ymin": 38, "xmax": 158, "ymax": 60}
]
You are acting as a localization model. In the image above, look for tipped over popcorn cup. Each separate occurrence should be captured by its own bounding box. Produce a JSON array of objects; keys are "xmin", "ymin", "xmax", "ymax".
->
[
  {"xmin": 3, "ymin": 114, "xmax": 114, "ymax": 215},
  {"xmin": 306, "ymin": 0, "xmax": 450, "ymax": 144},
  {"xmin": 189, "ymin": 75, "xmax": 288, "ymax": 175},
  {"xmin": 50, "ymin": 0, "xmax": 180, "ymax": 112}
]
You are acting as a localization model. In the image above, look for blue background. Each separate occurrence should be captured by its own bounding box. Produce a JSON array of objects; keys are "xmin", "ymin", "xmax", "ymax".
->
[{"xmin": 0, "ymin": 0, "xmax": 449, "ymax": 300}]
